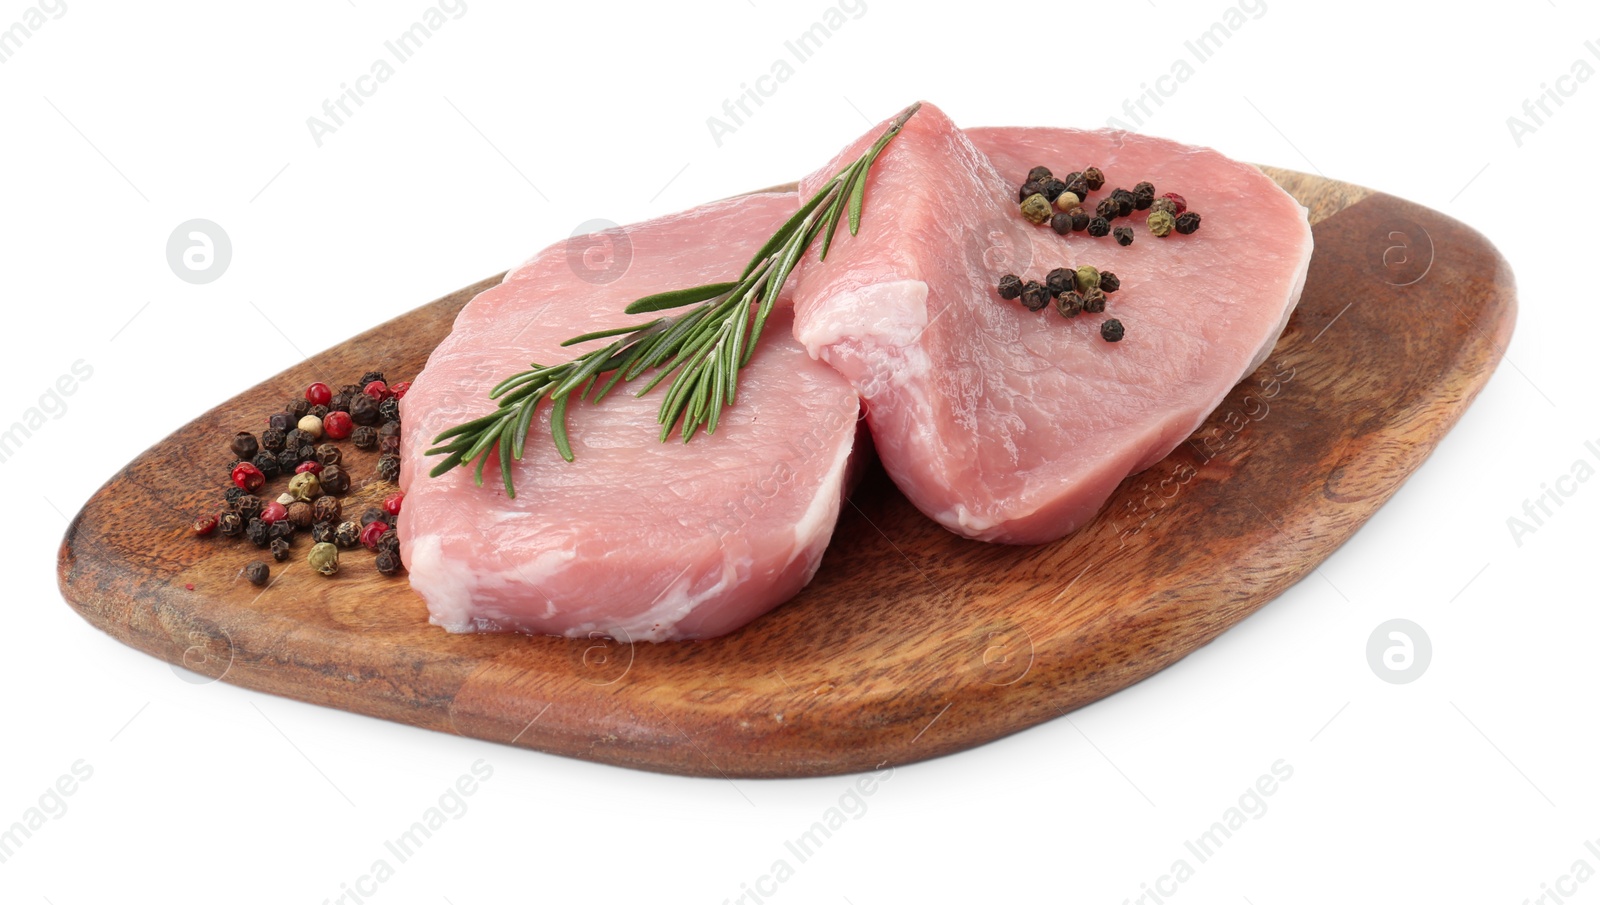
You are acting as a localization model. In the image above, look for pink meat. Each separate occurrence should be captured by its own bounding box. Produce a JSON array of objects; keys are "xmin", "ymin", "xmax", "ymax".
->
[
  {"xmin": 791, "ymin": 104, "xmax": 1313, "ymax": 544},
  {"xmin": 398, "ymin": 193, "xmax": 862, "ymax": 641}
]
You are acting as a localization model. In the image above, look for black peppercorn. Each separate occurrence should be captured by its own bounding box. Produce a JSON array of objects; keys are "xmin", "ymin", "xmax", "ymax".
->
[
  {"xmin": 1087, "ymin": 217, "xmax": 1111, "ymax": 237},
  {"xmin": 349, "ymin": 394, "xmax": 380, "ymax": 426},
  {"xmin": 1113, "ymin": 226, "xmax": 1135, "ymax": 246},
  {"xmin": 358, "ymin": 371, "xmax": 386, "ymax": 388},
  {"xmin": 378, "ymin": 421, "xmax": 401, "ymax": 440},
  {"xmin": 377, "ymin": 528, "xmax": 400, "ymax": 556},
  {"xmin": 296, "ymin": 444, "xmax": 318, "ymax": 464},
  {"xmin": 315, "ymin": 443, "xmax": 342, "ymax": 466},
  {"xmin": 270, "ymin": 521, "xmax": 295, "ymax": 542},
  {"xmin": 1100, "ymin": 271, "xmax": 1121, "ymax": 293},
  {"xmin": 1039, "ymin": 178, "xmax": 1067, "ymax": 202},
  {"xmin": 283, "ymin": 428, "xmax": 311, "ymax": 451},
  {"xmin": 1026, "ymin": 165, "xmax": 1053, "ymax": 184},
  {"xmin": 252, "ymin": 452, "xmax": 282, "ymax": 480},
  {"xmin": 997, "ymin": 274, "xmax": 1023, "ymax": 300},
  {"xmin": 270, "ymin": 538, "xmax": 292, "ymax": 562},
  {"xmin": 231, "ymin": 431, "xmax": 259, "ymax": 460},
  {"xmin": 1095, "ymin": 198, "xmax": 1119, "ymax": 220},
  {"xmin": 267, "ymin": 412, "xmax": 294, "ymax": 433},
  {"xmin": 1111, "ymin": 189, "xmax": 1135, "ymax": 217},
  {"xmin": 360, "ymin": 507, "xmax": 387, "ymax": 527},
  {"xmin": 340, "ymin": 384, "xmax": 364, "ymax": 398},
  {"xmin": 321, "ymin": 465, "xmax": 351, "ymax": 495},
  {"xmin": 379, "ymin": 435, "xmax": 401, "ymax": 456},
  {"xmin": 246, "ymin": 517, "xmax": 271, "ymax": 547},
  {"xmin": 1018, "ymin": 180, "xmax": 1046, "ymax": 203},
  {"xmin": 378, "ymin": 398, "xmax": 401, "ymax": 423},
  {"xmin": 1050, "ymin": 212, "xmax": 1073, "ymax": 235},
  {"xmin": 1132, "ymin": 182, "xmax": 1155, "ymax": 210},
  {"xmin": 1068, "ymin": 208, "xmax": 1091, "ymax": 231},
  {"xmin": 244, "ymin": 560, "xmax": 270, "ymax": 586},
  {"xmin": 1101, "ymin": 318, "xmax": 1125, "ymax": 342},
  {"xmin": 224, "ymin": 486, "xmax": 246, "ymax": 506},
  {"xmin": 1175, "ymin": 211, "xmax": 1202, "ymax": 234},
  {"xmin": 1019, "ymin": 280, "xmax": 1051, "ymax": 312},
  {"xmin": 218, "ymin": 511, "xmax": 244, "ymax": 537},
  {"xmin": 284, "ymin": 398, "xmax": 310, "ymax": 419},
  {"xmin": 313, "ymin": 495, "xmax": 342, "ymax": 524},
  {"xmin": 235, "ymin": 494, "xmax": 263, "ymax": 521},
  {"xmin": 334, "ymin": 520, "xmax": 362, "ymax": 548},
  {"xmin": 376, "ymin": 549, "xmax": 402, "ymax": 576},
  {"xmin": 1045, "ymin": 268, "xmax": 1074, "ymax": 297},
  {"xmin": 309, "ymin": 404, "xmax": 330, "ymax": 420},
  {"xmin": 1082, "ymin": 167, "xmax": 1105, "ymax": 191},
  {"xmin": 329, "ymin": 393, "xmax": 351, "ymax": 414},
  {"xmin": 1082, "ymin": 287, "xmax": 1107, "ymax": 314},
  {"xmin": 311, "ymin": 521, "xmax": 335, "ymax": 544},
  {"xmin": 1054, "ymin": 291, "xmax": 1084, "ymax": 318},
  {"xmin": 261, "ymin": 428, "xmax": 286, "ymax": 452},
  {"xmin": 351, "ymin": 426, "xmax": 378, "ymax": 451},
  {"xmin": 1063, "ymin": 173, "xmax": 1088, "ymax": 200},
  {"xmin": 277, "ymin": 448, "xmax": 300, "ymax": 474}
]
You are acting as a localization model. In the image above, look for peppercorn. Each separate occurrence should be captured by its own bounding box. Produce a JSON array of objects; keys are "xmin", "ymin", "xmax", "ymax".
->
[
  {"xmin": 286, "ymin": 472, "xmax": 323, "ymax": 502},
  {"xmin": 305, "ymin": 382, "xmax": 332, "ymax": 406},
  {"xmin": 296, "ymin": 444, "xmax": 318, "ymax": 463},
  {"xmin": 295, "ymin": 461, "xmax": 322, "ymax": 477},
  {"xmin": 360, "ymin": 520, "xmax": 390, "ymax": 550},
  {"xmin": 1063, "ymin": 173, "xmax": 1088, "ymax": 200},
  {"xmin": 340, "ymin": 384, "xmax": 364, "ymax": 398},
  {"xmin": 309, "ymin": 542, "xmax": 340, "ymax": 576},
  {"xmin": 1019, "ymin": 280, "xmax": 1051, "ymax": 312},
  {"xmin": 375, "ymin": 549, "xmax": 402, "ymax": 576},
  {"xmin": 1054, "ymin": 191, "xmax": 1081, "ymax": 212},
  {"xmin": 1074, "ymin": 266, "xmax": 1100, "ymax": 293},
  {"xmin": 997, "ymin": 274, "xmax": 1023, "ymax": 299},
  {"xmin": 1087, "ymin": 217, "xmax": 1111, "ymax": 237},
  {"xmin": 251, "ymin": 452, "xmax": 282, "ymax": 480},
  {"xmin": 349, "ymin": 394, "xmax": 380, "ymax": 426},
  {"xmin": 308, "ymin": 404, "xmax": 329, "ymax": 420},
  {"xmin": 246, "ymin": 517, "xmax": 271, "ymax": 547},
  {"xmin": 318, "ymin": 465, "xmax": 349, "ymax": 495},
  {"xmin": 1045, "ymin": 268, "xmax": 1074, "ymax": 297},
  {"xmin": 297, "ymin": 414, "xmax": 324, "ymax": 440},
  {"xmin": 193, "ymin": 514, "xmax": 218, "ymax": 537},
  {"xmin": 1149, "ymin": 197, "xmax": 1178, "ymax": 217},
  {"xmin": 377, "ymin": 528, "xmax": 400, "ymax": 555},
  {"xmin": 231, "ymin": 462, "xmax": 265, "ymax": 493},
  {"xmin": 282, "ymin": 428, "xmax": 309, "ymax": 451},
  {"xmin": 1050, "ymin": 212, "xmax": 1073, "ymax": 235},
  {"xmin": 357, "ymin": 507, "xmax": 384, "ymax": 527},
  {"xmin": 1039, "ymin": 178, "xmax": 1067, "ymax": 202},
  {"xmin": 1174, "ymin": 211, "xmax": 1202, "ymax": 235},
  {"xmin": 1082, "ymin": 167, "xmax": 1105, "ymax": 191},
  {"xmin": 1101, "ymin": 318, "xmax": 1125, "ymax": 342},
  {"xmin": 323, "ymin": 411, "xmax": 354, "ymax": 441},
  {"xmin": 270, "ymin": 521, "xmax": 295, "ymax": 542},
  {"xmin": 1018, "ymin": 180, "xmax": 1046, "ymax": 203},
  {"xmin": 270, "ymin": 538, "xmax": 292, "ymax": 562},
  {"xmin": 261, "ymin": 428, "xmax": 287, "ymax": 453},
  {"xmin": 1020, "ymin": 193, "xmax": 1053, "ymax": 225},
  {"xmin": 1095, "ymin": 198, "xmax": 1119, "ymax": 220},
  {"xmin": 1111, "ymin": 189, "xmax": 1135, "ymax": 217},
  {"xmin": 389, "ymin": 381, "xmax": 410, "ymax": 400},
  {"xmin": 219, "ymin": 511, "xmax": 244, "ymax": 537},
  {"xmin": 244, "ymin": 561, "xmax": 270, "ymax": 587},
  {"xmin": 1160, "ymin": 192, "xmax": 1187, "ymax": 214},
  {"xmin": 328, "ymin": 392, "xmax": 351, "ymax": 414},
  {"xmin": 285, "ymin": 398, "xmax": 310, "ymax": 420},
  {"xmin": 1099, "ymin": 271, "xmax": 1121, "ymax": 293},
  {"xmin": 377, "ymin": 455, "xmax": 401, "ymax": 483},
  {"xmin": 334, "ymin": 520, "xmax": 361, "ymax": 548},
  {"xmin": 233, "ymin": 494, "xmax": 261, "ymax": 521},
  {"xmin": 313, "ymin": 495, "xmax": 342, "ymax": 524},
  {"xmin": 1026, "ymin": 165, "xmax": 1053, "ymax": 184},
  {"xmin": 312, "ymin": 443, "xmax": 340, "ymax": 466},
  {"xmin": 378, "ymin": 421, "xmax": 401, "ymax": 440},
  {"xmin": 260, "ymin": 500, "xmax": 287, "ymax": 524},
  {"xmin": 230, "ymin": 431, "xmax": 259, "ymax": 460},
  {"xmin": 359, "ymin": 370, "xmax": 387, "ymax": 388},
  {"xmin": 1054, "ymin": 291, "xmax": 1084, "ymax": 318},
  {"xmin": 379, "ymin": 435, "xmax": 401, "ymax": 456},
  {"xmin": 351, "ymin": 426, "xmax": 378, "ymax": 451},
  {"xmin": 1082, "ymin": 287, "xmax": 1107, "ymax": 314},
  {"xmin": 311, "ymin": 521, "xmax": 335, "ymax": 544},
  {"xmin": 267, "ymin": 412, "xmax": 294, "ymax": 433},
  {"xmin": 1147, "ymin": 210, "xmax": 1176, "ymax": 237},
  {"xmin": 1132, "ymin": 182, "xmax": 1155, "ymax": 210},
  {"xmin": 378, "ymin": 398, "xmax": 401, "ymax": 423},
  {"xmin": 1068, "ymin": 208, "xmax": 1091, "ymax": 231},
  {"xmin": 1113, "ymin": 226, "xmax": 1135, "ymax": 246},
  {"xmin": 286, "ymin": 500, "xmax": 314, "ymax": 530},
  {"xmin": 225, "ymin": 486, "xmax": 246, "ymax": 506},
  {"xmin": 276, "ymin": 448, "xmax": 300, "ymax": 474}
]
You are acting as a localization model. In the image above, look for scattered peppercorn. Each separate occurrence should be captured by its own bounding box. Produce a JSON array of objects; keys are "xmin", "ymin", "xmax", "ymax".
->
[
  {"xmin": 375, "ymin": 549, "xmax": 402, "ymax": 576},
  {"xmin": 351, "ymin": 426, "xmax": 378, "ymax": 451},
  {"xmin": 252, "ymin": 452, "xmax": 282, "ymax": 480},
  {"xmin": 286, "ymin": 472, "xmax": 323, "ymax": 502},
  {"xmin": 339, "ymin": 383, "xmax": 364, "ymax": 398},
  {"xmin": 313, "ymin": 443, "xmax": 341, "ymax": 466},
  {"xmin": 377, "ymin": 528, "xmax": 400, "ymax": 555},
  {"xmin": 363, "ymin": 380, "xmax": 390, "ymax": 401},
  {"xmin": 1082, "ymin": 167, "xmax": 1105, "ymax": 191},
  {"xmin": 1045, "ymin": 268, "xmax": 1074, "ymax": 297},
  {"xmin": 1039, "ymin": 178, "xmax": 1068, "ymax": 202},
  {"xmin": 1082, "ymin": 287, "xmax": 1107, "ymax": 314},
  {"xmin": 376, "ymin": 455, "xmax": 401, "ymax": 484},
  {"xmin": 231, "ymin": 462, "xmax": 265, "ymax": 493},
  {"xmin": 1018, "ymin": 180, "xmax": 1046, "ymax": 203},
  {"xmin": 1020, "ymin": 193, "xmax": 1053, "ymax": 225},
  {"xmin": 378, "ymin": 421, "xmax": 401, "ymax": 441},
  {"xmin": 349, "ymin": 394, "xmax": 380, "ymax": 426},
  {"xmin": 225, "ymin": 486, "xmax": 246, "ymax": 506},
  {"xmin": 1095, "ymin": 197, "xmax": 1119, "ymax": 220},
  {"xmin": 309, "ymin": 542, "xmax": 339, "ymax": 576},
  {"xmin": 193, "ymin": 514, "xmax": 219, "ymax": 537},
  {"xmin": 328, "ymin": 393, "xmax": 351, "ymax": 414},
  {"xmin": 305, "ymin": 382, "xmax": 332, "ymax": 407},
  {"xmin": 334, "ymin": 520, "xmax": 361, "ymax": 548},
  {"xmin": 297, "ymin": 414, "xmax": 324, "ymax": 440},
  {"xmin": 1026, "ymin": 165, "xmax": 1053, "ymax": 183},
  {"xmin": 295, "ymin": 460, "xmax": 323, "ymax": 476},
  {"xmin": 244, "ymin": 560, "xmax": 270, "ymax": 586},
  {"xmin": 295, "ymin": 444, "xmax": 318, "ymax": 463},
  {"xmin": 286, "ymin": 501, "xmax": 314, "ymax": 530},
  {"xmin": 261, "ymin": 428, "xmax": 286, "ymax": 453},
  {"xmin": 1019, "ymin": 280, "xmax": 1051, "ymax": 312},
  {"xmin": 1148, "ymin": 197, "xmax": 1178, "ymax": 217},
  {"xmin": 246, "ymin": 517, "xmax": 271, "ymax": 547},
  {"xmin": 359, "ymin": 371, "xmax": 387, "ymax": 388},
  {"xmin": 235, "ymin": 494, "xmax": 263, "ymax": 521},
  {"xmin": 1113, "ymin": 226, "xmax": 1135, "ymax": 246},
  {"xmin": 1100, "ymin": 271, "xmax": 1121, "ymax": 293},
  {"xmin": 389, "ymin": 381, "xmax": 410, "ymax": 400},
  {"xmin": 308, "ymin": 404, "xmax": 329, "ymax": 421},
  {"xmin": 1147, "ymin": 210, "xmax": 1176, "ymax": 237},
  {"xmin": 1101, "ymin": 318, "xmax": 1125, "ymax": 342},
  {"xmin": 1063, "ymin": 173, "xmax": 1088, "ymax": 200},
  {"xmin": 323, "ymin": 411, "xmax": 353, "ymax": 440},
  {"xmin": 1174, "ymin": 211, "xmax": 1202, "ymax": 235},
  {"xmin": 219, "ymin": 511, "xmax": 244, "ymax": 537},
  {"xmin": 1087, "ymin": 217, "xmax": 1111, "ymax": 237},
  {"xmin": 276, "ymin": 448, "xmax": 300, "ymax": 474},
  {"xmin": 1160, "ymin": 192, "xmax": 1187, "ymax": 214},
  {"xmin": 283, "ymin": 428, "xmax": 311, "ymax": 451},
  {"xmin": 1074, "ymin": 265, "xmax": 1100, "ymax": 293},
  {"xmin": 378, "ymin": 398, "xmax": 401, "ymax": 423},
  {"xmin": 270, "ymin": 520, "xmax": 294, "ymax": 542},
  {"xmin": 1050, "ymin": 212, "xmax": 1073, "ymax": 235},
  {"xmin": 1054, "ymin": 291, "xmax": 1084, "ymax": 318},
  {"xmin": 320, "ymin": 465, "xmax": 351, "ymax": 495},
  {"xmin": 1068, "ymin": 208, "xmax": 1091, "ymax": 231},
  {"xmin": 359, "ymin": 520, "xmax": 390, "ymax": 551},
  {"xmin": 285, "ymin": 398, "xmax": 310, "ymax": 420},
  {"xmin": 270, "ymin": 538, "xmax": 292, "ymax": 562},
  {"xmin": 260, "ymin": 500, "xmax": 288, "ymax": 524},
  {"xmin": 1054, "ymin": 191, "xmax": 1081, "ymax": 212},
  {"xmin": 1110, "ymin": 189, "xmax": 1135, "ymax": 217},
  {"xmin": 313, "ymin": 495, "xmax": 342, "ymax": 524},
  {"xmin": 230, "ymin": 432, "xmax": 259, "ymax": 460},
  {"xmin": 359, "ymin": 507, "xmax": 387, "ymax": 527},
  {"xmin": 1132, "ymin": 182, "xmax": 1155, "ymax": 210},
  {"xmin": 311, "ymin": 521, "xmax": 335, "ymax": 544},
  {"xmin": 267, "ymin": 412, "xmax": 294, "ymax": 433}
]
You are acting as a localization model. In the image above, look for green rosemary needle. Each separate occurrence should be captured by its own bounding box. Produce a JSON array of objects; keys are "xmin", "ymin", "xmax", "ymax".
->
[{"xmin": 426, "ymin": 101, "xmax": 922, "ymax": 497}]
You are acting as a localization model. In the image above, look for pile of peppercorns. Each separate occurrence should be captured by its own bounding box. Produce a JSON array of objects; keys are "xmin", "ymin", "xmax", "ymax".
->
[
  {"xmin": 1016, "ymin": 165, "xmax": 1202, "ymax": 246},
  {"xmin": 997, "ymin": 265, "xmax": 1125, "ymax": 342},
  {"xmin": 192, "ymin": 371, "xmax": 410, "ymax": 586}
]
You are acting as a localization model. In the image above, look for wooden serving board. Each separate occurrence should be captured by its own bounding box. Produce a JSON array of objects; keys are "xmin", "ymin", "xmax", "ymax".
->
[{"xmin": 58, "ymin": 170, "xmax": 1515, "ymax": 778}]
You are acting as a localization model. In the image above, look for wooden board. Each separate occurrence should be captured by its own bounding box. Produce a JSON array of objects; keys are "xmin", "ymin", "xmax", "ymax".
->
[{"xmin": 57, "ymin": 170, "xmax": 1515, "ymax": 778}]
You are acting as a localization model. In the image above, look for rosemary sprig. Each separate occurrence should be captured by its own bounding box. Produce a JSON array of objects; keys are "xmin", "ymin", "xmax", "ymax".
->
[{"xmin": 426, "ymin": 102, "xmax": 922, "ymax": 497}]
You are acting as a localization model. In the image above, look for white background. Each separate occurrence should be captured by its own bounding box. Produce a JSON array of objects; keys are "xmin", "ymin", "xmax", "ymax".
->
[{"xmin": 2, "ymin": 1, "xmax": 1595, "ymax": 903}]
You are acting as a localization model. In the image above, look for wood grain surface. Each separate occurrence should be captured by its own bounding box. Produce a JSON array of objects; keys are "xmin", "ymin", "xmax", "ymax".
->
[{"xmin": 57, "ymin": 170, "xmax": 1515, "ymax": 778}]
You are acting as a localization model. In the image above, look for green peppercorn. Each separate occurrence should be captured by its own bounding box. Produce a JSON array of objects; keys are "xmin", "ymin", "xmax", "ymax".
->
[
  {"xmin": 1074, "ymin": 265, "xmax": 1100, "ymax": 293},
  {"xmin": 1050, "ymin": 212, "xmax": 1073, "ymax": 235},
  {"xmin": 1100, "ymin": 271, "xmax": 1121, "ymax": 293},
  {"xmin": 349, "ymin": 394, "xmax": 380, "ymax": 426},
  {"xmin": 313, "ymin": 495, "xmax": 342, "ymax": 524},
  {"xmin": 1082, "ymin": 287, "xmax": 1107, "ymax": 314},
  {"xmin": 286, "ymin": 501, "xmax": 314, "ymax": 530},
  {"xmin": 1132, "ymin": 181, "xmax": 1155, "ymax": 210},
  {"xmin": 376, "ymin": 455, "xmax": 401, "ymax": 484},
  {"xmin": 334, "ymin": 520, "xmax": 361, "ymax": 548},
  {"xmin": 1082, "ymin": 167, "xmax": 1105, "ymax": 191},
  {"xmin": 1113, "ymin": 226, "xmax": 1135, "ymax": 246},
  {"xmin": 1087, "ymin": 217, "xmax": 1111, "ymax": 237},
  {"xmin": 1148, "ymin": 197, "xmax": 1178, "ymax": 217},
  {"xmin": 997, "ymin": 274, "xmax": 1023, "ymax": 299},
  {"xmin": 286, "ymin": 472, "xmax": 323, "ymax": 502},
  {"xmin": 252, "ymin": 453, "xmax": 282, "ymax": 480},
  {"xmin": 1147, "ymin": 210, "xmax": 1176, "ymax": 237},
  {"xmin": 309, "ymin": 542, "xmax": 339, "ymax": 576},
  {"xmin": 1101, "ymin": 318, "xmax": 1125, "ymax": 342},
  {"xmin": 315, "ymin": 443, "xmax": 342, "ymax": 466},
  {"xmin": 1020, "ymin": 193, "xmax": 1053, "ymax": 225},
  {"xmin": 1026, "ymin": 165, "xmax": 1053, "ymax": 184},
  {"xmin": 284, "ymin": 398, "xmax": 310, "ymax": 420},
  {"xmin": 1068, "ymin": 208, "xmax": 1091, "ymax": 232},
  {"xmin": 321, "ymin": 464, "xmax": 351, "ymax": 495},
  {"xmin": 231, "ymin": 431, "xmax": 259, "ymax": 460},
  {"xmin": 244, "ymin": 560, "xmax": 269, "ymax": 586},
  {"xmin": 311, "ymin": 521, "xmax": 335, "ymax": 544},
  {"xmin": 375, "ymin": 549, "xmax": 402, "ymax": 576},
  {"xmin": 218, "ymin": 511, "xmax": 244, "ymax": 537},
  {"xmin": 1175, "ymin": 211, "xmax": 1202, "ymax": 234},
  {"xmin": 1045, "ymin": 268, "xmax": 1074, "ymax": 296},
  {"xmin": 378, "ymin": 398, "xmax": 401, "ymax": 423},
  {"xmin": 270, "ymin": 538, "xmax": 292, "ymax": 562},
  {"xmin": 1019, "ymin": 280, "xmax": 1051, "ymax": 312},
  {"xmin": 351, "ymin": 426, "xmax": 378, "ymax": 451},
  {"xmin": 1054, "ymin": 291, "xmax": 1084, "ymax": 318}
]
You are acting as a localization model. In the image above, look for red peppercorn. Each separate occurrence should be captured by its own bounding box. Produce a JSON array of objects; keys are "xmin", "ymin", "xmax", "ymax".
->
[
  {"xmin": 193, "ymin": 514, "xmax": 219, "ymax": 536},
  {"xmin": 1160, "ymin": 192, "xmax": 1187, "ymax": 215},
  {"xmin": 261, "ymin": 500, "xmax": 288, "ymax": 524},
  {"xmin": 383, "ymin": 492, "xmax": 404, "ymax": 518},
  {"xmin": 389, "ymin": 381, "xmax": 410, "ymax": 400},
  {"xmin": 322, "ymin": 410, "xmax": 354, "ymax": 440},
  {"xmin": 305, "ymin": 382, "xmax": 333, "ymax": 407},
  {"xmin": 363, "ymin": 380, "xmax": 390, "ymax": 401},
  {"xmin": 295, "ymin": 460, "xmax": 323, "ymax": 475},
  {"xmin": 231, "ymin": 462, "xmax": 265, "ymax": 492},
  {"xmin": 360, "ymin": 520, "xmax": 390, "ymax": 551}
]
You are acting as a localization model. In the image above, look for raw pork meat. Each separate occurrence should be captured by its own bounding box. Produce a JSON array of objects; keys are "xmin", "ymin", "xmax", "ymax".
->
[
  {"xmin": 399, "ymin": 193, "xmax": 862, "ymax": 641},
  {"xmin": 791, "ymin": 104, "xmax": 1313, "ymax": 543}
]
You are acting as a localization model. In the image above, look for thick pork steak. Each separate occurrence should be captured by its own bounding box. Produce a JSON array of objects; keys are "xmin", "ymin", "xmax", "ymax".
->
[
  {"xmin": 399, "ymin": 193, "xmax": 862, "ymax": 641},
  {"xmin": 791, "ymin": 104, "xmax": 1313, "ymax": 543}
]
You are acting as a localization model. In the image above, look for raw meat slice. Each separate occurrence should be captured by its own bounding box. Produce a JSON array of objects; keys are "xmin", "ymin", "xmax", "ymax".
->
[
  {"xmin": 791, "ymin": 104, "xmax": 1312, "ymax": 544},
  {"xmin": 398, "ymin": 193, "xmax": 862, "ymax": 641}
]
